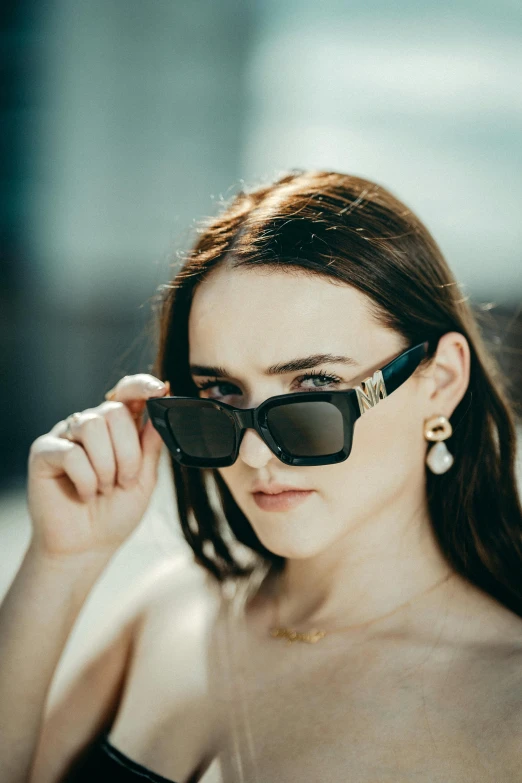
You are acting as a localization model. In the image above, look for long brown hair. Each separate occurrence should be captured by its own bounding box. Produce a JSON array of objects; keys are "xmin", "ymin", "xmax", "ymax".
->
[{"xmin": 150, "ymin": 170, "xmax": 522, "ymax": 618}]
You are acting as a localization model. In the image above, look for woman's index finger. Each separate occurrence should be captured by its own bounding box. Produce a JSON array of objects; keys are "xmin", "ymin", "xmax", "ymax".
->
[{"xmin": 104, "ymin": 375, "xmax": 170, "ymax": 403}]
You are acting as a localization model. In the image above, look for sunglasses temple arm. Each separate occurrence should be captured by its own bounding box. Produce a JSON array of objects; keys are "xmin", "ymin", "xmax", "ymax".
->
[{"xmin": 382, "ymin": 341, "xmax": 429, "ymax": 395}]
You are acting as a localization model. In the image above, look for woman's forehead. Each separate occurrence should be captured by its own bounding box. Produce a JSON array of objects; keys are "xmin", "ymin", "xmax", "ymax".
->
[
  {"xmin": 188, "ymin": 266, "xmax": 398, "ymax": 373},
  {"xmin": 191, "ymin": 265, "xmax": 370, "ymax": 325}
]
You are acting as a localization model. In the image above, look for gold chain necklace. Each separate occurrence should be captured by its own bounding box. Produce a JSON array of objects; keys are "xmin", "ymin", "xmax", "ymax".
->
[{"xmin": 268, "ymin": 571, "xmax": 453, "ymax": 645}]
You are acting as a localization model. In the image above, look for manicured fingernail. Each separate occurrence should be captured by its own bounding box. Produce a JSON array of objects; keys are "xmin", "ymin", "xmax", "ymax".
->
[{"xmin": 145, "ymin": 380, "xmax": 165, "ymax": 391}]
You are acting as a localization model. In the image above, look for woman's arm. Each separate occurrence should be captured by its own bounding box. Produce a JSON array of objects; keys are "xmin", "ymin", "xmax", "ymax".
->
[{"xmin": 2, "ymin": 371, "xmax": 169, "ymax": 782}]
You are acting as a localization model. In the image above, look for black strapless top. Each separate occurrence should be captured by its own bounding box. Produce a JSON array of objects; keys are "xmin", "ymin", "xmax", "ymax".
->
[{"xmin": 64, "ymin": 733, "xmax": 179, "ymax": 783}]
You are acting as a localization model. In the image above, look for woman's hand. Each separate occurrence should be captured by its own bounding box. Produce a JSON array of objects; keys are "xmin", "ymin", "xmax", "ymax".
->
[{"xmin": 26, "ymin": 374, "xmax": 171, "ymax": 562}]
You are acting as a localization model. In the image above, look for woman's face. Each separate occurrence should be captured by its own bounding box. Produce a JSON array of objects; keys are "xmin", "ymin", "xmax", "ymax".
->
[{"xmin": 188, "ymin": 264, "xmax": 430, "ymax": 559}]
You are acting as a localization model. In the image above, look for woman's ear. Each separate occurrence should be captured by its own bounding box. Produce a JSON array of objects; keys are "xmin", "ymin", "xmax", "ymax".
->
[{"xmin": 424, "ymin": 332, "xmax": 471, "ymax": 418}]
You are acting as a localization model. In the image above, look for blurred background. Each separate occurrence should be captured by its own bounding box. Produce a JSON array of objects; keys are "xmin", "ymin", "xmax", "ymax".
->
[{"xmin": 1, "ymin": 0, "xmax": 521, "ymax": 666}]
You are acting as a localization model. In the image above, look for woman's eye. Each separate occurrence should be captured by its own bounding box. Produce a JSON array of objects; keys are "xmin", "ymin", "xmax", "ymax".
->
[
  {"xmin": 196, "ymin": 380, "xmax": 240, "ymax": 398},
  {"xmin": 298, "ymin": 372, "xmax": 342, "ymax": 390}
]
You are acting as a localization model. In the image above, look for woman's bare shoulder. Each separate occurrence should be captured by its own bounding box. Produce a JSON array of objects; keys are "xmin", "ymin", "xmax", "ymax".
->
[{"xmin": 131, "ymin": 553, "xmax": 224, "ymax": 633}]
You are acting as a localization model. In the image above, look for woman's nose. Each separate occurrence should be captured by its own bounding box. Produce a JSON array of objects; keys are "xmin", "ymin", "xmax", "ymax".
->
[{"xmin": 238, "ymin": 428, "xmax": 275, "ymax": 468}]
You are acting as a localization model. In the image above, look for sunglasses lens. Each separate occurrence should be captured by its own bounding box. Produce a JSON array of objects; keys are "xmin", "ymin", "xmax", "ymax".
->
[
  {"xmin": 266, "ymin": 401, "xmax": 345, "ymax": 457},
  {"xmin": 166, "ymin": 400, "xmax": 235, "ymax": 459}
]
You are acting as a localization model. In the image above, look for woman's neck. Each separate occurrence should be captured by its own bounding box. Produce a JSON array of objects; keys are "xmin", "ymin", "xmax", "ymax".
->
[{"xmin": 253, "ymin": 507, "xmax": 459, "ymax": 636}]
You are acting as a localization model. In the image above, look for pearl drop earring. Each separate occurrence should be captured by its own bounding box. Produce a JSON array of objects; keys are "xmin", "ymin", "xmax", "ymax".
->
[{"xmin": 424, "ymin": 415, "xmax": 454, "ymax": 474}]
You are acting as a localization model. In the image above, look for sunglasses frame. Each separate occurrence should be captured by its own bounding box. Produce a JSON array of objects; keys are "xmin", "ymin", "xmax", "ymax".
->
[{"xmin": 146, "ymin": 340, "xmax": 429, "ymax": 468}]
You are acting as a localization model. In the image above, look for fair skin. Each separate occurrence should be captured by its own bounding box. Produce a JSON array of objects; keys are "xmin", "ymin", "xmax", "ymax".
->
[{"xmin": 190, "ymin": 263, "xmax": 469, "ymax": 632}]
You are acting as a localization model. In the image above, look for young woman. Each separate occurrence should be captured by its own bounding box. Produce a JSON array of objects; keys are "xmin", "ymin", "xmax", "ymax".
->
[{"xmin": 2, "ymin": 170, "xmax": 521, "ymax": 782}]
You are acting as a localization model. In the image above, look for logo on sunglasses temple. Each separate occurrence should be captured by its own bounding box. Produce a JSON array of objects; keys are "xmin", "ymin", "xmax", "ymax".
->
[{"xmin": 355, "ymin": 370, "xmax": 387, "ymax": 415}]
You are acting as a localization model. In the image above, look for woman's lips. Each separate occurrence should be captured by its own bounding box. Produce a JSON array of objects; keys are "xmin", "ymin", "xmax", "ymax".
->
[{"xmin": 252, "ymin": 489, "xmax": 315, "ymax": 511}]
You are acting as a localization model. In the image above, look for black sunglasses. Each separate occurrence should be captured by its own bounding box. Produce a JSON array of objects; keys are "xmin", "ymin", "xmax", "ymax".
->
[{"xmin": 146, "ymin": 341, "xmax": 429, "ymax": 468}]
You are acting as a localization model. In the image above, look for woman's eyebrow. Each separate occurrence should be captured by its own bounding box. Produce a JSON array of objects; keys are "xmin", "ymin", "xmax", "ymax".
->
[{"xmin": 190, "ymin": 354, "xmax": 360, "ymax": 379}]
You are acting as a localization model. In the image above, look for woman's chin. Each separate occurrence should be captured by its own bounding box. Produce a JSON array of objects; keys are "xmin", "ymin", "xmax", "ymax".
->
[{"xmin": 251, "ymin": 522, "xmax": 332, "ymax": 560}]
